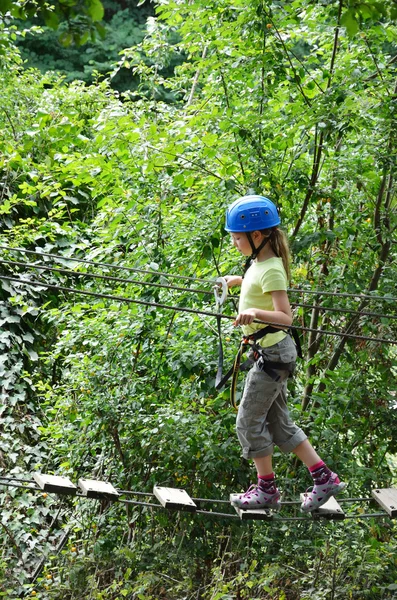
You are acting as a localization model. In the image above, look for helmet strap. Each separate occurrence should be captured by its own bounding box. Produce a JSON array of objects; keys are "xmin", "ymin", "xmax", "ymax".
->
[{"xmin": 243, "ymin": 232, "xmax": 270, "ymax": 276}]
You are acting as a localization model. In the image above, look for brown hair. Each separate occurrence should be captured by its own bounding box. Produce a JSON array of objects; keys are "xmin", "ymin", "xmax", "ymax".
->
[{"xmin": 261, "ymin": 227, "xmax": 291, "ymax": 281}]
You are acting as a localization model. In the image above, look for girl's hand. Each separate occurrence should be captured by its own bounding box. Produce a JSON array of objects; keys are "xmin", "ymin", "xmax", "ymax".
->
[
  {"xmin": 234, "ymin": 308, "xmax": 257, "ymax": 326},
  {"xmin": 224, "ymin": 275, "xmax": 243, "ymax": 288}
]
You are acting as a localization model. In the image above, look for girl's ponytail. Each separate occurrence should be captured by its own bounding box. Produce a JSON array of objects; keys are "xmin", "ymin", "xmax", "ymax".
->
[
  {"xmin": 260, "ymin": 227, "xmax": 291, "ymax": 281},
  {"xmin": 271, "ymin": 228, "xmax": 291, "ymax": 281}
]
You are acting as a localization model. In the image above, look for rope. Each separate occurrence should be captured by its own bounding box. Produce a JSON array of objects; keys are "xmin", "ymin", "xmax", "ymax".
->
[
  {"xmin": 1, "ymin": 244, "xmax": 396, "ymax": 302},
  {"xmin": 1, "ymin": 274, "xmax": 396, "ymax": 345}
]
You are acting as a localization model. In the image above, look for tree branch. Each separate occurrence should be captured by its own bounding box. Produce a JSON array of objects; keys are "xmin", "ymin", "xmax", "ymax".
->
[
  {"xmin": 185, "ymin": 45, "xmax": 208, "ymax": 108},
  {"xmin": 292, "ymin": 128, "xmax": 325, "ymax": 238}
]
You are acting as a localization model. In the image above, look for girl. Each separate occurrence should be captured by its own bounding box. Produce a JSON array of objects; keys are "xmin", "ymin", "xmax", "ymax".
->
[{"xmin": 224, "ymin": 195, "xmax": 345, "ymax": 512}]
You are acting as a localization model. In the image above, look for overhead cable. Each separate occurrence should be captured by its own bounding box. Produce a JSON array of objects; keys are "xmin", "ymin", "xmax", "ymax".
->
[
  {"xmin": 1, "ymin": 245, "xmax": 396, "ymax": 302},
  {"xmin": 0, "ymin": 245, "xmax": 210, "ymax": 284},
  {"xmin": 1, "ymin": 257, "xmax": 396, "ymax": 320},
  {"xmin": 290, "ymin": 301, "xmax": 396, "ymax": 321},
  {"xmin": 0, "ymin": 274, "xmax": 396, "ymax": 345},
  {"xmin": 288, "ymin": 288, "xmax": 397, "ymax": 302},
  {"xmin": 0, "ymin": 259, "xmax": 212, "ymax": 296},
  {"xmin": 0, "ymin": 275, "xmax": 397, "ymax": 344}
]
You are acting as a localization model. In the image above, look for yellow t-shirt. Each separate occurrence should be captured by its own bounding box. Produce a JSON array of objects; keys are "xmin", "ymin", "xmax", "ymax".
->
[{"xmin": 239, "ymin": 257, "xmax": 288, "ymax": 348}]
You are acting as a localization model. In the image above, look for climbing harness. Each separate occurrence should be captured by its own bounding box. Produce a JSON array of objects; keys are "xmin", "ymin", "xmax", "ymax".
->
[
  {"xmin": 216, "ymin": 326, "xmax": 303, "ymax": 411},
  {"xmin": 214, "ymin": 277, "xmax": 228, "ymax": 388}
]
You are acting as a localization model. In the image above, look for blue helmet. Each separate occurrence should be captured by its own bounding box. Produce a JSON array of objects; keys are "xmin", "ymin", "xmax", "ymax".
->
[{"xmin": 225, "ymin": 195, "xmax": 280, "ymax": 232}]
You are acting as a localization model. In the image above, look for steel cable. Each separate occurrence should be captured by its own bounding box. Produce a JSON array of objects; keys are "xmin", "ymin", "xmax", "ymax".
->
[
  {"xmin": 1, "ymin": 274, "xmax": 396, "ymax": 345},
  {"xmin": 1, "ymin": 257, "xmax": 397, "ymax": 321},
  {"xmin": 1, "ymin": 244, "xmax": 396, "ymax": 302},
  {"xmin": 0, "ymin": 258, "xmax": 212, "ymax": 296},
  {"xmin": 0, "ymin": 245, "xmax": 211, "ymax": 284},
  {"xmin": 290, "ymin": 301, "xmax": 397, "ymax": 321},
  {"xmin": 0, "ymin": 477, "xmax": 382, "ymax": 508}
]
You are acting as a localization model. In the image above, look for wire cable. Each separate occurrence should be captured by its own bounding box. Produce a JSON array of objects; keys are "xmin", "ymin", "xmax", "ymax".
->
[
  {"xmin": 1, "ymin": 244, "xmax": 396, "ymax": 302},
  {"xmin": 0, "ymin": 245, "xmax": 211, "ymax": 284},
  {"xmin": 0, "ymin": 477, "xmax": 392, "ymax": 522},
  {"xmin": 1, "ymin": 274, "xmax": 396, "ymax": 345},
  {"xmin": 288, "ymin": 287, "xmax": 397, "ymax": 302},
  {"xmin": 290, "ymin": 301, "xmax": 397, "ymax": 321},
  {"xmin": 2, "ymin": 257, "xmax": 397, "ymax": 321},
  {"xmin": 0, "ymin": 477, "xmax": 385, "ymax": 509},
  {"xmin": 0, "ymin": 481, "xmax": 42, "ymax": 491},
  {"xmin": 0, "ymin": 258, "xmax": 212, "ymax": 296}
]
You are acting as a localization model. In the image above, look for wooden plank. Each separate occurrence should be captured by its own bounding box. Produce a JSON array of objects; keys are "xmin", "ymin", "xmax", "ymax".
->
[
  {"xmin": 153, "ymin": 486, "xmax": 197, "ymax": 512},
  {"xmin": 33, "ymin": 473, "xmax": 77, "ymax": 496},
  {"xmin": 300, "ymin": 493, "xmax": 345, "ymax": 520},
  {"xmin": 371, "ymin": 488, "xmax": 397, "ymax": 518},
  {"xmin": 230, "ymin": 494, "xmax": 273, "ymax": 521},
  {"xmin": 78, "ymin": 478, "xmax": 119, "ymax": 500}
]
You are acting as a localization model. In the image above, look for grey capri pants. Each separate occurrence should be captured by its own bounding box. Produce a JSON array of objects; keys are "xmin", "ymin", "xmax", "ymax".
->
[{"xmin": 236, "ymin": 335, "xmax": 307, "ymax": 459}]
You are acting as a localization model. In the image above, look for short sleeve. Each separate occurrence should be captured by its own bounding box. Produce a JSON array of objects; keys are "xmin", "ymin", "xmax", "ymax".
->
[{"xmin": 258, "ymin": 266, "xmax": 287, "ymax": 293}]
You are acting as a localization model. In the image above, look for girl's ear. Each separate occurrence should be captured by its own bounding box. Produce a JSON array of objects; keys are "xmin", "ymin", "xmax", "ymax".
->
[{"xmin": 252, "ymin": 230, "xmax": 264, "ymax": 241}]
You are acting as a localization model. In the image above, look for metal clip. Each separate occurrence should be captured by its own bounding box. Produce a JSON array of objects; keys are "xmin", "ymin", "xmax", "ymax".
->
[{"xmin": 213, "ymin": 277, "xmax": 228, "ymax": 309}]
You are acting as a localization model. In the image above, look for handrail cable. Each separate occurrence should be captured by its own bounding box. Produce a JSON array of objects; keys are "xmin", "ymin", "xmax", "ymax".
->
[
  {"xmin": 1, "ymin": 244, "xmax": 396, "ymax": 302},
  {"xmin": 0, "ymin": 245, "xmax": 210, "ymax": 284},
  {"xmin": 288, "ymin": 288, "xmax": 397, "ymax": 302},
  {"xmin": 1, "ymin": 274, "xmax": 396, "ymax": 345},
  {"xmin": 290, "ymin": 301, "xmax": 397, "ymax": 321},
  {"xmin": 1, "ymin": 257, "xmax": 397, "ymax": 321},
  {"xmin": 0, "ymin": 259, "xmax": 212, "ymax": 297}
]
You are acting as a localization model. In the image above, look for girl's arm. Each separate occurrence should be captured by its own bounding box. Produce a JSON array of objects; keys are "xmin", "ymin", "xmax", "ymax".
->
[
  {"xmin": 224, "ymin": 275, "xmax": 243, "ymax": 288},
  {"xmin": 234, "ymin": 290, "xmax": 293, "ymax": 327}
]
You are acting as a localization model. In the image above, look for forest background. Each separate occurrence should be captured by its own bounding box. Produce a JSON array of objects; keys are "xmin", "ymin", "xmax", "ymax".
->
[{"xmin": 1, "ymin": 0, "xmax": 397, "ymax": 598}]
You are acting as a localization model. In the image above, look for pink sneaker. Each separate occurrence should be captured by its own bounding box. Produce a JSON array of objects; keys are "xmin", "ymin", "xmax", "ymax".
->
[
  {"xmin": 232, "ymin": 484, "xmax": 281, "ymax": 511},
  {"xmin": 301, "ymin": 472, "xmax": 346, "ymax": 513}
]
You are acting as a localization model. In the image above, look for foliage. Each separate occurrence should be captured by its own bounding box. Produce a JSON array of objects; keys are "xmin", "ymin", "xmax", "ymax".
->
[
  {"xmin": 0, "ymin": 0, "xmax": 105, "ymax": 46},
  {"xmin": 13, "ymin": 1, "xmax": 162, "ymax": 92},
  {"xmin": 0, "ymin": 0, "xmax": 397, "ymax": 598}
]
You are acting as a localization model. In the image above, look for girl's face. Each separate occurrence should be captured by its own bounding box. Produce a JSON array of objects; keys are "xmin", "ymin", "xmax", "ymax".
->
[{"xmin": 230, "ymin": 232, "xmax": 253, "ymax": 256}]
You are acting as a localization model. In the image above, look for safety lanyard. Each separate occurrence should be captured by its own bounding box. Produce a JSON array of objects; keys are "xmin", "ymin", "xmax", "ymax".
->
[
  {"xmin": 212, "ymin": 276, "xmax": 302, "ymax": 410},
  {"xmin": 216, "ymin": 326, "xmax": 302, "ymax": 411},
  {"xmin": 213, "ymin": 277, "xmax": 228, "ymax": 388}
]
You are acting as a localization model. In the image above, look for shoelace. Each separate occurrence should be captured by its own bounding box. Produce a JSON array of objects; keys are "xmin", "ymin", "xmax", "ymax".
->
[{"xmin": 242, "ymin": 484, "xmax": 258, "ymax": 498}]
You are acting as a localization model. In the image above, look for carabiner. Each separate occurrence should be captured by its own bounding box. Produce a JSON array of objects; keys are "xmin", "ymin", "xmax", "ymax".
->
[{"xmin": 213, "ymin": 277, "xmax": 228, "ymax": 309}]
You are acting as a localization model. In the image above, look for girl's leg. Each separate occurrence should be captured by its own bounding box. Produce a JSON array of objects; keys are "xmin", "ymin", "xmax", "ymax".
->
[
  {"xmin": 292, "ymin": 440, "xmax": 345, "ymax": 512},
  {"xmin": 291, "ymin": 439, "xmax": 322, "ymax": 468},
  {"xmin": 253, "ymin": 455, "xmax": 274, "ymax": 477},
  {"xmin": 292, "ymin": 439, "xmax": 335, "ymax": 481}
]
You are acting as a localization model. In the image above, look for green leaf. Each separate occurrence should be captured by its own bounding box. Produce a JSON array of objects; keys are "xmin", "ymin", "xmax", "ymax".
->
[
  {"xmin": 59, "ymin": 31, "xmax": 73, "ymax": 47},
  {"xmin": 26, "ymin": 349, "xmax": 39, "ymax": 361},
  {"xmin": 87, "ymin": 0, "xmax": 104, "ymax": 22},
  {"xmin": 43, "ymin": 10, "xmax": 59, "ymax": 30},
  {"xmin": 341, "ymin": 9, "xmax": 359, "ymax": 37},
  {"xmin": 0, "ymin": 0, "xmax": 12, "ymax": 13}
]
